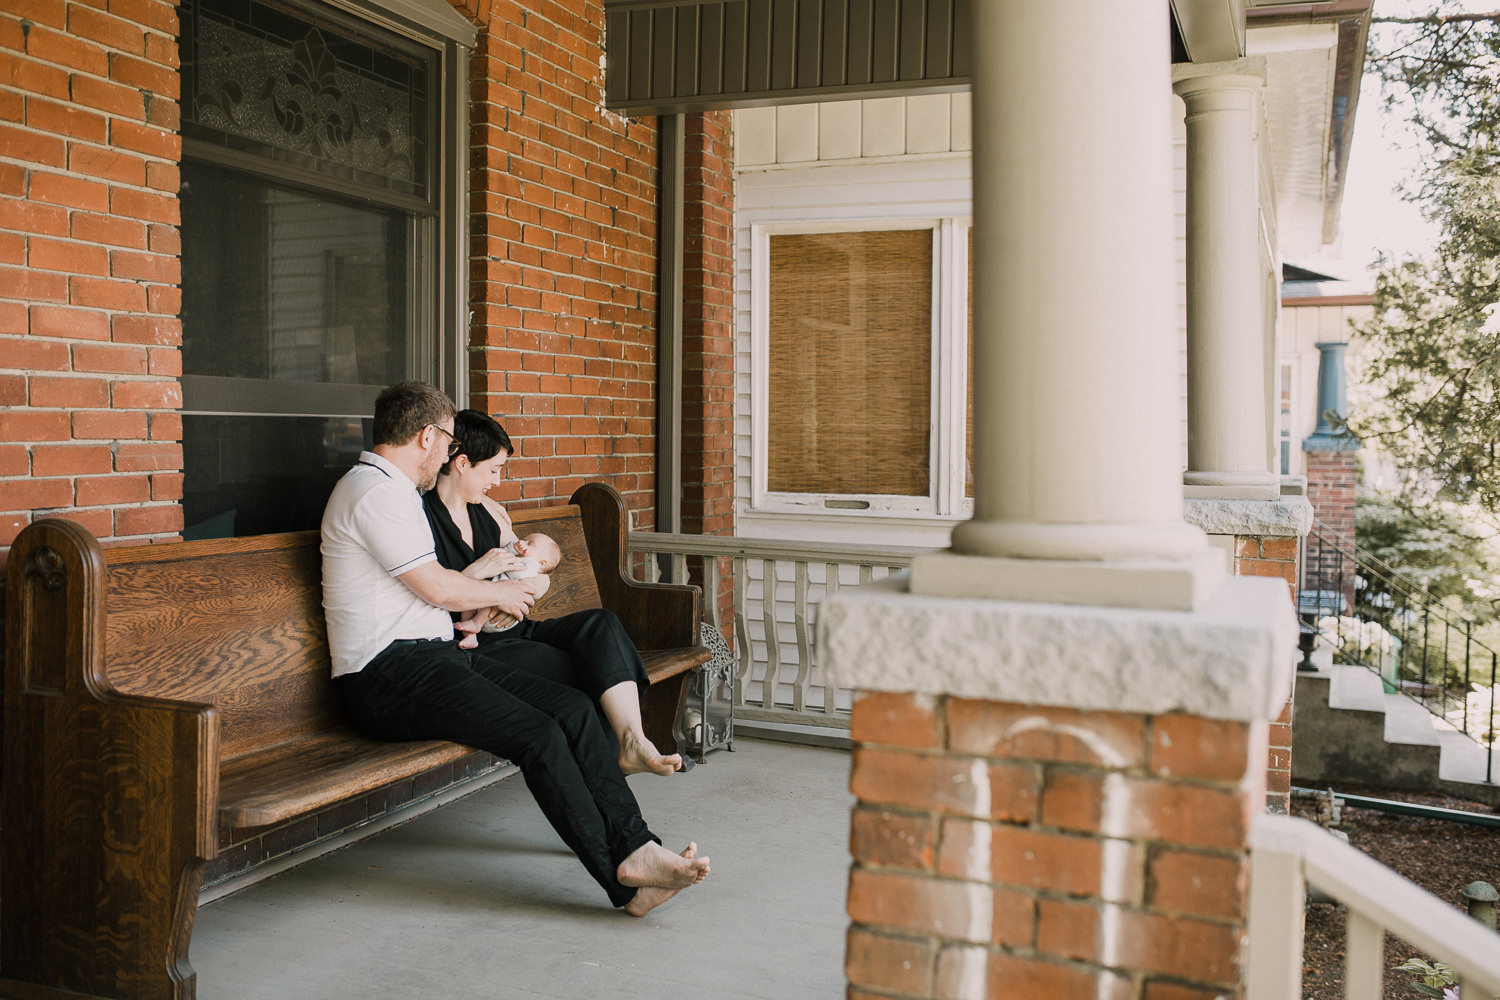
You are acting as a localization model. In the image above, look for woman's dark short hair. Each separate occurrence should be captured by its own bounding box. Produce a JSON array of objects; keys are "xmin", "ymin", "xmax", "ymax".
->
[
  {"xmin": 440, "ymin": 409, "xmax": 513, "ymax": 475},
  {"xmin": 372, "ymin": 381, "xmax": 456, "ymax": 446}
]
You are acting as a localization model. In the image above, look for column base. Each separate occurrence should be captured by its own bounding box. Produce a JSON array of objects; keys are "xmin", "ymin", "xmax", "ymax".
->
[
  {"xmin": 909, "ymin": 545, "xmax": 1225, "ymax": 611},
  {"xmin": 1184, "ymin": 483, "xmax": 1281, "ymax": 501},
  {"xmin": 1183, "ymin": 471, "xmax": 1282, "ymax": 502}
]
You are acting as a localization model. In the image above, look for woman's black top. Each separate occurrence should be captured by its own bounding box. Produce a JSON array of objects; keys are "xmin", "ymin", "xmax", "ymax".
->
[{"xmin": 422, "ymin": 489, "xmax": 503, "ymax": 573}]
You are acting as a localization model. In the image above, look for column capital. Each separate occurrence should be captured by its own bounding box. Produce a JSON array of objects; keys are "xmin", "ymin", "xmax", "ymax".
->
[{"xmin": 1172, "ymin": 56, "xmax": 1267, "ymax": 93}]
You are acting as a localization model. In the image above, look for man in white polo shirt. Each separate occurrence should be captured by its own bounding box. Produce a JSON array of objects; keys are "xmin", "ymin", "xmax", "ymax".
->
[{"xmin": 323, "ymin": 381, "xmax": 709, "ymax": 916}]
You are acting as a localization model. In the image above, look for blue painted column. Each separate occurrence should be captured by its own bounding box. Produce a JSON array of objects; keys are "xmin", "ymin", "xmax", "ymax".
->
[{"xmin": 1303, "ymin": 341, "xmax": 1358, "ymax": 453}]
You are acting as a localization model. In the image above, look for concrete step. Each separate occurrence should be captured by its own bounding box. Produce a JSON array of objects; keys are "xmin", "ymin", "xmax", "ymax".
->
[
  {"xmin": 1436, "ymin": 728, "xmax": 1500, "ymax": 785},
  {"xmin": 1382, "ymin": 691, "xmax": 1442, "ymax": 747},
  {"xmin": 1293, "ymin": 652, "xmax": 1500, "ymax": 806},
  {"xmin": 1327, "ymin": 664, "xmax": 1387, "ymax": 714}
]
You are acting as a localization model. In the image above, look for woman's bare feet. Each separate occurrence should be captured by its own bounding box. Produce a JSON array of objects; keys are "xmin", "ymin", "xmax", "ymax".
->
[
  {"xmin": 622, "ymin": 843, "xmax": 709, "ymax": 917},
  {"xmin": 618, "ymin": 728, "xmax": 682, "ymax": 776}
]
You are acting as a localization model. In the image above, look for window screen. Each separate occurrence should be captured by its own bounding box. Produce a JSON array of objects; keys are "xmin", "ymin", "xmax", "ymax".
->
[{"xmin": 178, "ymin": 0, "xmax": 445, "ymax": 538}]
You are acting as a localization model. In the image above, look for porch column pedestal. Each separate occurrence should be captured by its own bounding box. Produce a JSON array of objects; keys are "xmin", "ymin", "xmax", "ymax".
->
[
  {"xmin": 824, "ymin": 576, "xmax": 1295, "ymax": 998},
  {"xmin": 1183, "ymin": 491, "xmax": 1314, "ymax": 813},
  {"xmin": 1175, "ymin": 64, "xmax": 1280, "ymax": 502},
  {"xmin": 910, "ymin": 0, "xmax": 1218, "ymax": 612}
]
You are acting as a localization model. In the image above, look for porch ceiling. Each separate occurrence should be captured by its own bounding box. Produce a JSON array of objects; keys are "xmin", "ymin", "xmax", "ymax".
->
[
  {"xmin": 602, "ymin": 0, "xmax": 974, "ymax": 114},
  {"xmin": 600, "ymin": 0, "xmax": 1344, "ymax": 115},
  {"xmin": 1248, "ymin": 2, "xmax": 1372, "ymax": 256},
  {"xmin": 604, "ymin": 0, "xmax": 1371, "ymax": 255}
]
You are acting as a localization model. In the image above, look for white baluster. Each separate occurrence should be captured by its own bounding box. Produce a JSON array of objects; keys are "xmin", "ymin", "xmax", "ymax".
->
[
  {"xmin": 733, "ymin": 556, "xmax": 750, "ymax": 706},
  {"xmin": 761, "ymin": 558, "xmax": 781, "ymax": 709},
  {"xmin": 1344, "ymin": 911, "xmax": 1383, "ymax": 1000},
  {"xmin": 792, "ymin": 561, "xmax": 811, "ymax": 713}
]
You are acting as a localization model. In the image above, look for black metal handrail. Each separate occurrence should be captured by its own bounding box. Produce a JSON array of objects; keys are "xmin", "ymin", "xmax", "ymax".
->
[{"xmin": 1302, "ymin": 521, "xmax": 1496, "ymax": 786}]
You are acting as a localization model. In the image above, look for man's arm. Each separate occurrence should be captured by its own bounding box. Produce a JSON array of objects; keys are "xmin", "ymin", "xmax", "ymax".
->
[{"xmin": 398, "ymin": 562, "xmax": 535, "ymax": 619}]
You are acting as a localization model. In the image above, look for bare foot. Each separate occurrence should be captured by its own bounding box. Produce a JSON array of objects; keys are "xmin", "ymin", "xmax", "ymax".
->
[
  {"xmin": 456, "ymin": 632, "xmax": 478, "ymax": 650},
  {"xmin": 623, "ymin": 844, "xmax": 709, "ymax": 917},
  {"xmin": 618, "ymin": 729, "xmax": 682, "ymax": 776}
]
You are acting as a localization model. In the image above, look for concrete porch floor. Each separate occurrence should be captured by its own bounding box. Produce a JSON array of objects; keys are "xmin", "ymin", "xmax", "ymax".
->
[{"xmin": 191, "ymin": 739, "xmax": 853, "ymax": 999}]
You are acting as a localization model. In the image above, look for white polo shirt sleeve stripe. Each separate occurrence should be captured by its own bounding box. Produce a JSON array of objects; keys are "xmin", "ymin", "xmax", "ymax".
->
[{"xmin": 356, "ymin": 484, "xmax": 439, "ymax": 577}]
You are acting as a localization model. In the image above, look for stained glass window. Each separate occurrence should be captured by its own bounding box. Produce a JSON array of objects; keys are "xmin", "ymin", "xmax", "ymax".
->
[{"xmin": 181, "ymin": 0, "xmax": 431, "ymax": 196}]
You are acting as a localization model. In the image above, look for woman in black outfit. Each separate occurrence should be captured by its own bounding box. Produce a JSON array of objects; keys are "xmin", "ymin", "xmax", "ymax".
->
[{"xmin": 421, "ymin": 408, "xmax": 682, "ymax": 778}]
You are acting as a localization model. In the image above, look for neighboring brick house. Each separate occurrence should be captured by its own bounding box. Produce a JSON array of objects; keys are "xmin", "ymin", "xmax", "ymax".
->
[
  {"xmin": 1279, "ymin": 267, "xmax": 1373, "ymax": 541},
  {"xmin": 1, "ymin": 0, "xmax": 735, "ymax": 561}
]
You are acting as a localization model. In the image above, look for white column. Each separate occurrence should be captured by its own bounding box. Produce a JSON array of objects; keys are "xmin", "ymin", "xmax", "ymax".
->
[
  {"xmin": 1176, "ymin": 64, "xmax": 1281, "ymax": 501},
  {"xmin": 911, "ymin": 0, "xmax": 1217, "ymax": 610}
]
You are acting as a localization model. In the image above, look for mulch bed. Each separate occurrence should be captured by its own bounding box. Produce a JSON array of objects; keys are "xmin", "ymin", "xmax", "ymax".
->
[{"xmin": 1293, "ymin": 783, "xmax": 1500, "ymax": 1000}]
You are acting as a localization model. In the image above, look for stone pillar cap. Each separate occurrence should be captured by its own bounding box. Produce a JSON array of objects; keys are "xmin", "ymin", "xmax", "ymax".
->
[{"xmin": 821, "ymin": 574, "xmax": 1296, "ymax": 723}]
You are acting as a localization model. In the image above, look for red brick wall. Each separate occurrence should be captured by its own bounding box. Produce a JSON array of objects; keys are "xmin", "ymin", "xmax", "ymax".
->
[
  {"xmin": 681, "ymin": 109, "xmax": 734, "ymax": 537},
  {"xmin": 846, "ymin": 691, "xmax": 1261, "ymax": 998},
  {"xmin": 1, "ymin": 0, "xmax": 705, "ymax": 561},
  {"xmin": 465, "ymin": 1, "xmax": 663, "ymax": 526},
  {"xmin": 1, "ymin": 0, "xmax": 185, "ymax": 560},
  {"xmin": 682, "ymin": 110, "xmax": 736, "ymax": 630},
  {"xmin": 1233, "ymin": 535, "xmax": 1297, "ymax": 599}
]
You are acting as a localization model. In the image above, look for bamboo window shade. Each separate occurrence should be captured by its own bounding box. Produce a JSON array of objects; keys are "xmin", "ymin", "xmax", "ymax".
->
[{"xmin": 768, "ymin": 230, "xmax": 932, "ymax": 496}]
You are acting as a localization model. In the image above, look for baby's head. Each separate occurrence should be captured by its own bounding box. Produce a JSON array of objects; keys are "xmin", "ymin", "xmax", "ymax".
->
[{"xmin": 515, "ymin": 532, "xmax": 562, "ymax": 573}]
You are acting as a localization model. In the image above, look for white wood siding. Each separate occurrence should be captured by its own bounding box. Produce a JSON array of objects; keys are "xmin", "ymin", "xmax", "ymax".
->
[{"xmin": 733, "ymin": 93, "xmax": 1194, "ymax": 549}]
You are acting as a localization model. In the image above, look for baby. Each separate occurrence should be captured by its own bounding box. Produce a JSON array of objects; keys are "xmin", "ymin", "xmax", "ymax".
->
[{"xmin": 455, "ymin": 532, "xmax": 563, "ymax": 648}]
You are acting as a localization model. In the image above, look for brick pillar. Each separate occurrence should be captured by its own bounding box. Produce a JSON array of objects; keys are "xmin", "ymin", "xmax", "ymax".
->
[
  {"xmin": 846, "ymin": 693, "xmax": 1264, "ymax": 999},
  {"xmin": 824, "ymin": 576, "xmax": 1293, "ymax": 1000},
  {"xmin": 1303, "ymin": 450, "xmax": 1356, "ymax": 609},
  {"xmin": 1234, "ymin": 534, "xmax": 1298, "ymax": 815},
  {"xmin": 1304, "ymin": 451, "xmax": 1355, "ymax": 542},
  {"xmin": 1184, "ymin": 497, "xmax": 1310, "ymax": 816},
  {"xmin": 1302, "ymin": 340, "xmax": 1359, "ymax": 602},
  {"xmin": 681, "ymin": 110, "xmax": 736, "ymax": 634}
]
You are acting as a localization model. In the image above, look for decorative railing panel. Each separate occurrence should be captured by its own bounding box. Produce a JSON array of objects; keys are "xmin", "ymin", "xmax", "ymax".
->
[{"xmin": 628, "ymin": 531, "xmax": 930, "ymax": 726}]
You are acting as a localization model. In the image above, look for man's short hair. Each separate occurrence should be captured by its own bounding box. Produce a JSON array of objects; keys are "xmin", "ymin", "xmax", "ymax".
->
[{"xmin": 372, "ymin": 381, "xmax": 457, "ymax": 447}]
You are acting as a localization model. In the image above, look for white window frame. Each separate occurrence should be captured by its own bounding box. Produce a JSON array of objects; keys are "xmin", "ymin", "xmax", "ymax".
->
[{"xmin": 748, "ymin": 216, "xmax": 973, "ymax": 519}]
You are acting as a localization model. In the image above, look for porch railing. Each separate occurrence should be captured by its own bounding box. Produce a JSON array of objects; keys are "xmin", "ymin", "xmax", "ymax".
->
[
  {"xmin": 1303, "ymin": 521, "xmax": 1498, "ymax": 783},
  {"xmin": 626, "ymin": 531, "xmax": 932, "ymax": 726},
  {"xmin": 1249, "ymin": 813, "xmax": 1500, "ymax": 998}
]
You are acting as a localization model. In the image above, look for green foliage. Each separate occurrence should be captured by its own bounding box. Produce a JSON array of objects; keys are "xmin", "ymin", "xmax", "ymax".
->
[
  {"xmin": 1352, "ymin": 8, "xmax": 1500, "ymax": 513},
  {"xmin": 1356, "ymin": 489, "xmax": 1497, "ymax": 619},
  {"xmin": 1393, "ymin": 957, "xmax": 1459, "ymax": 999},
  {"xmin": 1393, "ymin": 956, "xmax": 1500, "ymax": 1000}
]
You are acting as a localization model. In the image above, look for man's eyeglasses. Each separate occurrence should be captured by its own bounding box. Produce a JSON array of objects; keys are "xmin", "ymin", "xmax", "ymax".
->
[{"xmin": 428, "ymin": 423, "xmax": 461, "ymax": 459}]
